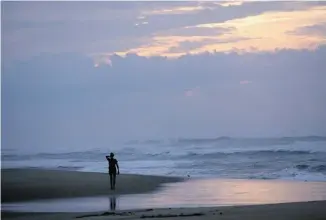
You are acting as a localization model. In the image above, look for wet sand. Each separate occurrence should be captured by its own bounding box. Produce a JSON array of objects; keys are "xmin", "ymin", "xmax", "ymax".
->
[
  {"xmin": 1, "ymin": 169, "xmax": 182, "ymax": 202},
  {"xmin": 2, "ymin": 169, "xmax": 326, "ymax": 220}
]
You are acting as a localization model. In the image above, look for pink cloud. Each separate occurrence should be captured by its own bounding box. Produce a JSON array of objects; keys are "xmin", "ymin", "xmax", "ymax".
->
[
  {"xmin": 240, "ymin": 80, "xmax": 252, "ymax": 84},
  {"xmin": 185, "ymin": 86, "xmax": 200, "ymax": 97},
  {"xmin": 185, "ymin": 90, "xmax": 194, "ymax": 97},
  {"xmin": 93, "ymin": 56, "xmax": 112, "ymax": 68}
]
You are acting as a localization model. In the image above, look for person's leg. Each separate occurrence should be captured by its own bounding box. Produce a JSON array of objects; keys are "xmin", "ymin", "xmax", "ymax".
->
[
  {"xmin": 112, "ymin": 172, "xmax": 116, "ymax": 189},
  {"xmin": 109, "ymin": 173, "xmax": 113, "ymax": 189}
]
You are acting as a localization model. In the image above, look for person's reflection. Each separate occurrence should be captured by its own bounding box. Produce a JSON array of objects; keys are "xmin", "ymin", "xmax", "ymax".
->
[{"xmin": 110, "ymin": 196, "xmax": 117, "ymax": 211}]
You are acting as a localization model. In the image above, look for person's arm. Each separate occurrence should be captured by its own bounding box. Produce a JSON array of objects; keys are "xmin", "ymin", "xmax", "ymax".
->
[
  {"xmin": 116, "ymin": 160, "xmax": 120, "ymax": 174},
  {"xmin": 106, "ymin": 156, "xmax": 110, "ymax": 161}
]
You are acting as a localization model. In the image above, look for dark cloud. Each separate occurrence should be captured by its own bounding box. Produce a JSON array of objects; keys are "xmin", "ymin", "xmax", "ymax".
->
[
  {"xmin": 156, "ymin": 26, "xmax": 234, "ymax": 37},
  {"xmin": 146, "ymin": 1, "xmax": 317, "ymax": 34},
  {"xmin": 288, "ymin": 22, "xmax": 326, "ymax": 37},
  {"xmin": 168, "ymin": 37, "xmax": 252, "ymax": 53}
]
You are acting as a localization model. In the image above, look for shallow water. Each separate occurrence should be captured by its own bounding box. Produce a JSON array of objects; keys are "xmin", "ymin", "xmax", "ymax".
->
[{"xmin": 3, "ymin": 178, "xmax": 326, "ymax": 212}]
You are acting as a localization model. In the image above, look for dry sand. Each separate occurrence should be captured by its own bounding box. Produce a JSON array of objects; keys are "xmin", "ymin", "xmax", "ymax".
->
[
  {"xmin": 3, "ymin": 201, "xmax": 326, "ymax": 220},
  {"xmin": 1, "ymin": 169, "xmax": 182, "ymax": 202}
]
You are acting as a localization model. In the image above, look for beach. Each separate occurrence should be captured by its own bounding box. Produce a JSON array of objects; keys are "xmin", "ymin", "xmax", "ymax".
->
[
  {"xmin": 1, "ymin": 169, "xmax": 181, "ymax": 203},
  {"xmin": 3, "ymin": 201, "xmax": 326, "ymax": 220},
  {"xmin": 2, "ymin": 169, "xmax": 326, "ymax": 220}
]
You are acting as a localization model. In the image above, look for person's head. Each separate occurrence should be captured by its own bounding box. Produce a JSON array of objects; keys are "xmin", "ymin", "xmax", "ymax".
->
[{"xmin": 110, "ymin": 152, "xmax": 114, "ymax": 158}]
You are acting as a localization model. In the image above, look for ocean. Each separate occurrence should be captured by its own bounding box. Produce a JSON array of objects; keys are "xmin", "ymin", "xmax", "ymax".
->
[{"xmin": 2, "ymin": 136, "xmax": 326, "ymax": 182}]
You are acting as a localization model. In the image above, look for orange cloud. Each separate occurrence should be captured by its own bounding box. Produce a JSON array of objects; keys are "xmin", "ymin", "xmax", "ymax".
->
[
  {"xmin": 215, "ymin": 1, "xmax": 244, "ymax": 7},
  {"xmin": 98, "ymin": 5, "xmax": 326, "ymax": 59},
  {"xmin": 143, "ymin": 5, "xmax": 207, "ymax": 16}
]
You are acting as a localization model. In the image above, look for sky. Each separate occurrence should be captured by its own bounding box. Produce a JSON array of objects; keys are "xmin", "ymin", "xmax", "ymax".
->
[{"xmin": 2, "ymin": 1, "xmax": 326, "ymax": 151}]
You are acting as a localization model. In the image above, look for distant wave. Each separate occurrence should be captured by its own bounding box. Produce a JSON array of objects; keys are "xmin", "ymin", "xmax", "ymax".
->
[
  {"xmin": 183, "ymin": 149, "xmax": 324, "ymax": 160},
  {"xmin": 126, "ymin": 136, "xmax": 326, "ymax": 146},
  {"xmin": 175, "ymin": 136, "xmax": 326, "ymax": 145},
  {"xmin": 57, "ymin": 166, "xmax": 84, "ymax": 171},
  {"xmin": 313, "ymin": 165, "xmax": 326, "ymax": 172},
  {"xmin": 296, "ymin": 164, "xmax": 326, "ymax": 172},
  {"xmin": 176, "ymin": 136, "xmax": 232, "ymax": 144},
  {"xmin": 3, "ymin": 143, "xmax": 326, "ymax": 162}
]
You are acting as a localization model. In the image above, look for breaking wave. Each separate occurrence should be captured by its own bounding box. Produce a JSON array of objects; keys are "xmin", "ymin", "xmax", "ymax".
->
[{"xmin": 2, "ymin": 135, "xmax": 326, "ymax": 181}]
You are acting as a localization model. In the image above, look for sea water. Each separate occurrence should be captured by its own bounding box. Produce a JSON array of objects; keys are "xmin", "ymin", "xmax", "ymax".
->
[{"xmin": 2, "ymin": 136, "xmax": 326, "ymax": 181}]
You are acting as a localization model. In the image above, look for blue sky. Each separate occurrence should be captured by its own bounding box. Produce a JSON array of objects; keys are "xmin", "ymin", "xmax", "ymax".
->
[{"xmin": 2, "ymin": 1, "xmax": 326, "ymax": 151}]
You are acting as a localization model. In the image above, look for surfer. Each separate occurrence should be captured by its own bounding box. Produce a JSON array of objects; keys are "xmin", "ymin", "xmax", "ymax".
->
[{"xmin": 106, "ymin": 152, "xmax": 120, "ymax": 190}]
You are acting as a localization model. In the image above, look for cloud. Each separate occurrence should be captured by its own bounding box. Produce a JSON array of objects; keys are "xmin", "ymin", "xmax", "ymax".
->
[
  {"xmin": 143, "ymin": 5, "xmax": 206, "ymax": 15},
  {"xmin": 167, "ymin": 37, "xmax": 251, "ymax": 53},
  {"xmin": 94, "ymin": 56, "xmax": 112, "ymax": 67},
  {"xmin": 99, "ymin": 4, "xmax": 326, "ymax": 58},
  {"xmin": 240, "ymin": 80, "xmax": 252, "ymax": 85},
  {"xmin": 288, "ymin": 22, "xmax": 326, "ymax": 37},
  {"xmin": 156, "ymin": 26, "xmax": 234, "ymax": 37},
  {"xmin": 2, "ymin": 1, "xmax": 326, "ymax": 149},
  {"xmin": 216, "ymin": 1, "xmax": 244, "ymax": 7},
  {"xmin": 168, "ymin": 5, "xmax": 326, "ymax": 54},
  {"xmin": 3, "ymin": 46, "xmax": 326, "ymax": 149},
  {"xmin": 185, "ymin": 87, "xmax": 200, "ymax": 97},
  {"xmin": 3, "ymin": 1, "xmax": 325, "ymax": 62}
]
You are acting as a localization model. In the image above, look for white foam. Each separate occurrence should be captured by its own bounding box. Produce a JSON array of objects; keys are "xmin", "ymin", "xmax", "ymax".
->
[{"xmin": 250, "ymin": 168, "xmax": 326, "ymax": 182}]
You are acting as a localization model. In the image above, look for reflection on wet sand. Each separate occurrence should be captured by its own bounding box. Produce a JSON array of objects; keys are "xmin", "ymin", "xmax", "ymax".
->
[{"xmin": 109, "ymin": 196, "xmax": 116, "ymax": 211}]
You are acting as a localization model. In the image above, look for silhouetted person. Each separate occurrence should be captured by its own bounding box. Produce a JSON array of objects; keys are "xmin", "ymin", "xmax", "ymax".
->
[
  {"xmin": 110, "ymin": 196, "xmax": 116, "ymax": 210},
  {"xmin": 106, "ymin": 152, "xmax": 119, "ymax": 190}
]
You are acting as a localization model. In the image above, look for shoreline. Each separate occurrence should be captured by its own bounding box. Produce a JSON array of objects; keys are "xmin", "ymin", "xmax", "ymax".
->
[
  {"xmin": 3, "ymin": 167, "xmax": 326, "ymax": 183},
  {"xmin": 1, "ymin": 168, "xmax": 182, "ymax": 203},
  {"xmin": 2, "ymin": 168, "xmax": 326, "ymax": 219}
]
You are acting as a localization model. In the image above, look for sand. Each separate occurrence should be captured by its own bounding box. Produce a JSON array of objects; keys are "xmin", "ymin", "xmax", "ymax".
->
[
  {"xmin": 2, "ymin": 169, "xmax": 326, "ymax": 220},
  {"xmin": 3, "ymin": 201, "xmax": 326, "ymax": 220},
  {"xmin": 1, "ymin": 169, "xmax": 182, "ymax": 202}
]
